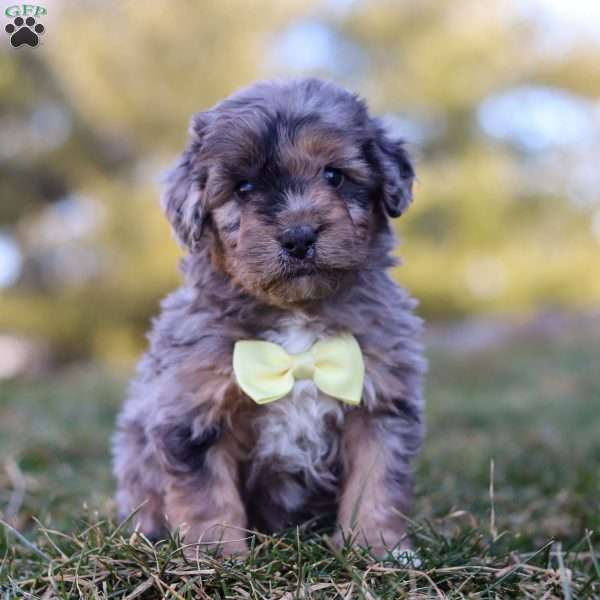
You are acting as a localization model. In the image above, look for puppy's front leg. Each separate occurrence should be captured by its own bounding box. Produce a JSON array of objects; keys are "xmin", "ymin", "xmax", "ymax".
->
[
  {"xmin": 337, "ymin": 411, "xmax": 419, "ymax": 557},
  {"xmin": 158, "ymin": 425, "xmax": 248, "ymax": 556}
]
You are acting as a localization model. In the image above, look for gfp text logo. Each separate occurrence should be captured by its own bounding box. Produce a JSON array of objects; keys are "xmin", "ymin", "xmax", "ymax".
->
[{"xmin": 5, "ymin": 4, "xmax": 46, "ymax": 47}]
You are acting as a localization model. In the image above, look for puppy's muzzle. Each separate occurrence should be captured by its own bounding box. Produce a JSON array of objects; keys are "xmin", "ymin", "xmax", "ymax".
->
[{"xmin": 279, "ymin": 225, "xmax": 318, "ymax": 260}]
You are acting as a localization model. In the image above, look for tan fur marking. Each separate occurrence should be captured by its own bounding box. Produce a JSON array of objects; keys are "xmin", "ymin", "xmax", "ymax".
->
[{"xmin": 336, "ymin": 413, "xmax": 409, "ymax": 555}]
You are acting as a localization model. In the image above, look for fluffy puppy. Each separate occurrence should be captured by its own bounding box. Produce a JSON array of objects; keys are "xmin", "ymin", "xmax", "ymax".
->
[{"xmin": 113, "ymin": 78, "xmax": 425, "ymax": 556}]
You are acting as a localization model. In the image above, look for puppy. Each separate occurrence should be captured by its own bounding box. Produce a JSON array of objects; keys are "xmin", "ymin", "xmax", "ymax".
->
[{"xmin": 113, "ymin": 78, "xmax": 425, "ymax": 557}]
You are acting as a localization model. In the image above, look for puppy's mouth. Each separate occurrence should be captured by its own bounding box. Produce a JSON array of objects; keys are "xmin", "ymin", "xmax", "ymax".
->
[
  {"xmin": 256, "ymin": 255, "xmax": 347, "ymax": 304},
  {"xmin": 283, "ymin": 263, "xmax": 318, "ymax": 279}
]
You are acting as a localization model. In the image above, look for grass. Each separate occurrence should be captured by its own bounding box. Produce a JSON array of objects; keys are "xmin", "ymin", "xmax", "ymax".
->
[{"xmin": 1, "ymin": 328, "xmax": 599, "ymax": 598}]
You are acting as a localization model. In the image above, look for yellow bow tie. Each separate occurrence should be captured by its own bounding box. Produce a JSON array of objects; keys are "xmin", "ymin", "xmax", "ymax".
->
[{"xmin": 233, "ymin": 335, "xmax": 364, "ymax": 405}]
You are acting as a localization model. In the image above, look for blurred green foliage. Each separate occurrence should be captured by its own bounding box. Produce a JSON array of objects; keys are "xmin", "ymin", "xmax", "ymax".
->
[{"xmin": 1, "ymin": 0, "xmax": 599, "ymax": 363}]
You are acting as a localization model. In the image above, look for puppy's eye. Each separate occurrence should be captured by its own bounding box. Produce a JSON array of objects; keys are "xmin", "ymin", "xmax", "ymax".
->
[
  {"xmin": 323, "ymin": 167, "xmax": 344, "ymax": 188},
  {"xmin": 235, "ymin": 181, "xmax": 254, "ymax": 196}
]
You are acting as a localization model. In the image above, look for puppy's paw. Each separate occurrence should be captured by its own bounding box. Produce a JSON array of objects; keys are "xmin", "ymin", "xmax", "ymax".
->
[
  {"xmin": 182, "ymin": 524, "xmax": 249, "ymax": 559},
  {"xmin": 334, "ymin": 525, "xmax": 413, "ymax": 562},
  {"xmin": 362, "ymin": 542, "xmax": 421, "ymax": 566},
  {"xmin": 182, "ymin": 538, "xmax": 249, "ymax": 560},
  {"xmin": 330, "ymin": 529, "xmax": 348, "ymax": 550},
  {"xmin": 391, "ymin": 546, "xmax": 422, "ymax": 568}
]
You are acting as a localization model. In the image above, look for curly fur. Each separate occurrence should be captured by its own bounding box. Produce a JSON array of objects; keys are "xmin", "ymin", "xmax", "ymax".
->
[{"xmin": 113, "ymin": 78, "xmax": 426, "ymax": 556}]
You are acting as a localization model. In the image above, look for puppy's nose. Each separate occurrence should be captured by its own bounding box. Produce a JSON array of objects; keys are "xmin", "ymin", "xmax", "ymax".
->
[{"xmin": 280, "ymin": 225, "xmax": 318, "ymax": 259}]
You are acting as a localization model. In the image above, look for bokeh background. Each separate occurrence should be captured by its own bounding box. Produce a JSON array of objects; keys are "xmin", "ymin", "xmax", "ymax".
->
[
  {"xmin": 1, "ymin": 0, "xmax": 600, "ymax": 372},
  {"xmin": 1, "ymin": 0, "xmax": 600, "ymax": 561}
]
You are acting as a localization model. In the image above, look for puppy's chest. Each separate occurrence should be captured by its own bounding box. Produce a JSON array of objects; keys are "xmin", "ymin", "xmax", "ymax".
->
[{"xmin": 249, "ymin": 316, "xmax": 347, "ymax": 472}]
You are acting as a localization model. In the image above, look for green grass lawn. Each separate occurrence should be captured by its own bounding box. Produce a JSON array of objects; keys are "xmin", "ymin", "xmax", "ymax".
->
[{"xmin": 1, "ymin": 330, "xmax": 599, "ymax": 598}]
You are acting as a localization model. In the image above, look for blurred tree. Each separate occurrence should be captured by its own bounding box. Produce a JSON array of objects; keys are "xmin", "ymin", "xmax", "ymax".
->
[
  {"xmin": 0, "ymin": 0, "xmax": 310, "ymax": 363},
  {"xmin": 0, "ymin": 0, "xmax": 599, "ymax": 364},
  {"xmin": 335, "ymin": 0, "xmax": 600, "ymax": 318}
]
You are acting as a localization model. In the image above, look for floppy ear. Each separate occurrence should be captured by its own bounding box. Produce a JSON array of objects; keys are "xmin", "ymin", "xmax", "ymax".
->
[
  {"xmin": 371, "ymin": 120, "xmax": 415, "ymax": 218},
  {"xmin": 161, "ymin": 113, "xmax": 210, "ymax": 251}
]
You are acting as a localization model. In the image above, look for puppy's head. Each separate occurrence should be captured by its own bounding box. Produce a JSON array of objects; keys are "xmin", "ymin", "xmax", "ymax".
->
[{"xmin": 163, "ymin": 78, "xmax": 414, "ymax": 306}]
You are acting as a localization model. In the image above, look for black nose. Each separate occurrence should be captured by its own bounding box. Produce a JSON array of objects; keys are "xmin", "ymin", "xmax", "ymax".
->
[{"xmin": 280, "ymin": 225, "xmax": 318, "ymax": 259}]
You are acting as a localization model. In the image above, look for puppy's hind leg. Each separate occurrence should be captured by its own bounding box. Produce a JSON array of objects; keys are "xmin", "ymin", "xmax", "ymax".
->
[{"xmin": 113, "ymin": 415, "xmax": 166, "ymax": 539}]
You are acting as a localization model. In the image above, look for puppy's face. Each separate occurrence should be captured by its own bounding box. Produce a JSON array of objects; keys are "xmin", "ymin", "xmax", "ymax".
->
[
  {"xmin": 205, "ymin": 118, "xmax": 380, "ymax": 304},
  {"xmin": 163, "ymin": 79, "xmax": 415, "ymax": 306}
]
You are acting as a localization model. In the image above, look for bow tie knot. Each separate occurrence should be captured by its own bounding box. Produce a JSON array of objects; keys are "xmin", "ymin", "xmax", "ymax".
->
[
  {"xmin": 290, "ymin": 351, "xmax": 315, "ymax": 380},
  {"xmin": 233, "ymin": 334, "xmax": 364, "ymax": 405}
]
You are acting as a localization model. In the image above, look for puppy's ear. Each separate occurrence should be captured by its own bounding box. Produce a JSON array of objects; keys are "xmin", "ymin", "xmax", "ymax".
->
[
  {"xmin": 161, "ymin": 112, "xmax": 211, "ymax": 251},
  {"xmin": 371, "ymin": 120, "xmax": 415, "ymax": 218}
]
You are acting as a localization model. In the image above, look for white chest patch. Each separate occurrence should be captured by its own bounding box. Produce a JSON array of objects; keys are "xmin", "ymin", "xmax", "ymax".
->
[{"xmin": 251, "ymin": 314, "xmax": 345, "ymax": 490}]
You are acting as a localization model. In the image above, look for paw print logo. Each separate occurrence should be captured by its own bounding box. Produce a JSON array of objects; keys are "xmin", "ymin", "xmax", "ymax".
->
[{"xmin": 5, "ymin": 16, "xmax": 45, "ymax": 48}]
